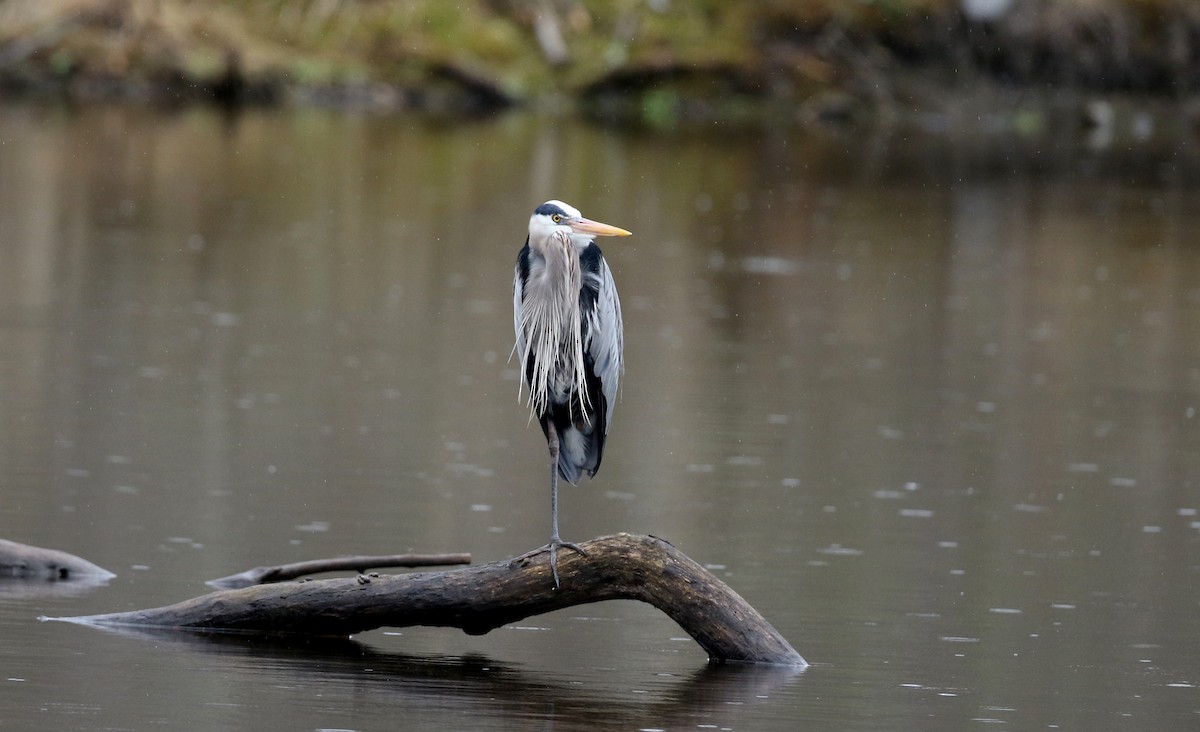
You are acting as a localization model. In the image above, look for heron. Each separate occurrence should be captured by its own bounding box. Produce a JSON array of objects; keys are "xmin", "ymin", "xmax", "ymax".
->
[{"xmin": 511, "ymin": 199, "xmax": 630, "ymax": 588}]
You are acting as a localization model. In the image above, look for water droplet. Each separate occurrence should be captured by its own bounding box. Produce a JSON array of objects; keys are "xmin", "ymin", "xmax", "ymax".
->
[
  {"xmin": 741, "ymin": 256, "xmax": 800, "ymax": 276},
  {"xmin": 817, "ymin": 544, "xmax": 863, "ymax": 556},
  {"xmin": 1013, "ymin": 503, "xmax": 1048, "ymax": 513},
  {"xmin": 877, "ymin": 425, "xmax": 904, "ymax": 440},
  {"xmin": 726, "ymin": 455, "xmax": 763, "ymax": 467}
]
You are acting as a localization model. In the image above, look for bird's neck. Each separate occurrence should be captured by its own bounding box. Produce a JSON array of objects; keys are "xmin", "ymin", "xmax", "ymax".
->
[
  {"xmin": 530, "ymin": 232, "xmax": 581, "ymax": 314},
  {"xmin": 520, "ymin": 232, "xmax": 588, "ymax": 416}
]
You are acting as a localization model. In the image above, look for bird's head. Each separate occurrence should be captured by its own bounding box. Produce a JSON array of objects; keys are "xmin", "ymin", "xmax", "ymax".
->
[{"xmin": 528, "ymin": 200, "xmax": 631, "ymax": 247}]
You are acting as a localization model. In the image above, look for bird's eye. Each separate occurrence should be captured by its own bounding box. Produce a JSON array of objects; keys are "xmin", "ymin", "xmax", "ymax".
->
[{"xmin": 551, "ymin": 214, "xmax": 562, "ymax": 223}]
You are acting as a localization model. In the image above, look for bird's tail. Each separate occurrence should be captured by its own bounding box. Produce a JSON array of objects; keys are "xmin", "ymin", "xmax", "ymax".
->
[{"xmin": 554, "ymin": 418, "xmax": 601, "ymax": 485}]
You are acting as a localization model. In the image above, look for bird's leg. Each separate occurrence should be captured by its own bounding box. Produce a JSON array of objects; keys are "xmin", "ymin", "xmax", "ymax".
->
[
  {"xmin": 545, "ymin": 421, "xmax": 587, "ymax": 586},
  {"xmin": 512, "ymin": 421, "xmax": 587, "ymax": 588}
]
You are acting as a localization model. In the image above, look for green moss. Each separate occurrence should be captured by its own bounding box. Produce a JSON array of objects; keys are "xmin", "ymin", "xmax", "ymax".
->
[{"xmin": 49, "ymin": 50, "xmax": 75, "ymax": 76}]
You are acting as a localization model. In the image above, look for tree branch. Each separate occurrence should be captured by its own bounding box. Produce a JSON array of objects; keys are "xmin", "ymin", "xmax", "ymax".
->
[
  {"xmin": 50, "ymin": 533, "xmax": 805, "ymax": 666},
  {"xmin": 206, "ymin": 553, "xmax": 473, "ymax": 589}
]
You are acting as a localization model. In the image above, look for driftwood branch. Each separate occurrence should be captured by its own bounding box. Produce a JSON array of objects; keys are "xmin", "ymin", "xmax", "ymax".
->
[
  {"xmin": 206, "ymin": 553, "xmax": 473, "ymax": 589},
  {"xmin": 52, "ymin": 533, "xmax": 806, "ymax": 666},
  {"xmin": 0, "ymin": 538, "xmax": 116, "ymax": 581}
]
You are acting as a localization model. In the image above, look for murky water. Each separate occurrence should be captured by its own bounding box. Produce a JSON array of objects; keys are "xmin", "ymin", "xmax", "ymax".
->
[{"xmin": 1, "ymin": 103, "xmax": 1198, "ymax": 730}]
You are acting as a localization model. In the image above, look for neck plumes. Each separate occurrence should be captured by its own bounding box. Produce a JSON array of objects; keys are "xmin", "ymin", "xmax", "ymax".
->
[{"xmin": 519, "ymin": 231, "xmax": 589, "ymax": 418}]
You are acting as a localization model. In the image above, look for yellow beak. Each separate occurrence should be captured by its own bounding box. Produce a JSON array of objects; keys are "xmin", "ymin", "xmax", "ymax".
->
[{"xmin": 570, "ymin": 217, "xmax": 632, "ymax": 237}]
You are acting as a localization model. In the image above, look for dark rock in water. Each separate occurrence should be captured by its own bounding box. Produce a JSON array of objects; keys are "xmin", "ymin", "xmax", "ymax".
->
[{"xmin": 0, "ymin": 539, "xmax": 116, "ymax": 581}]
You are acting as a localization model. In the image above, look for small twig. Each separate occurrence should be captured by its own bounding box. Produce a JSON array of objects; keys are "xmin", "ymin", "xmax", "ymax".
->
[{"xmin": 205, "ymin": 553, "xmax": 473, "ymax": 589}]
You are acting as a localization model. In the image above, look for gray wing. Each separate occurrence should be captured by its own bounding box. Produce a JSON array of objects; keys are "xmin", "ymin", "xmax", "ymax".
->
[
  {"xmin": 513, "ymin": 243, "xmax": 531, "ymax": 377},
  {"xmin": 581, "ymin": 247, "xmax": 623, "ymax": 433}
]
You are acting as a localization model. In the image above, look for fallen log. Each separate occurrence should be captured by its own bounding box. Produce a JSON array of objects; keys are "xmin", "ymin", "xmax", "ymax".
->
[
  {"xmin": 206, "ymin": 552, "xmax": 473, "ymax": 589},
  {"xmin": 0, "ymin": 538, "xmax": 116, "ymax": 581},
  {"xmin": 50, "ymin": 533, "xmax": 806, "ymax": 666}
]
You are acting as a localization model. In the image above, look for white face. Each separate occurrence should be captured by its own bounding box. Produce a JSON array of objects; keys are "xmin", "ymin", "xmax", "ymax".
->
[
  {"xmin": 528, "ymin": 200, "xmax": 582, "ymax": 242},
  {"xmin": 543, "ymin": 200, "xmax": 581, "ymax": 218}
]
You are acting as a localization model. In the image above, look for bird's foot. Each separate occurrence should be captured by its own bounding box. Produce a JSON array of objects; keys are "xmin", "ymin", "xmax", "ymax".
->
[{"xmin": 511, "ymin": 539, "xmax": 588, "ymax": 589}]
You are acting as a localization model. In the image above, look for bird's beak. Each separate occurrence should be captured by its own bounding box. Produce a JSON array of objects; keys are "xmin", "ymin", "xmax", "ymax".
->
[{"xmin": 570, "ymin": 217, "xmax": 632, "ymax": 237}]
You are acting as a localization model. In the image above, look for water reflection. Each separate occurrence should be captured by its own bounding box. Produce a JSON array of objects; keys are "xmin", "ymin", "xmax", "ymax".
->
[
  {"xmin": 0, "ymin": 103, "xmax": 1198, "ymax": 729},
  {"xmin": 47, "ymin": 625, "xmax": 806, "ymax": 729},
  {"xmin": 0, "ymin": 577, "xmax": 113, "ymax": 601}
]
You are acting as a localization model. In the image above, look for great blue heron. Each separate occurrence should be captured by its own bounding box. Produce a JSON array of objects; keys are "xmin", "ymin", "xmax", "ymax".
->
[{"xmin": 512, "ymin": 199, "xmax": 630, "ymax": 587}]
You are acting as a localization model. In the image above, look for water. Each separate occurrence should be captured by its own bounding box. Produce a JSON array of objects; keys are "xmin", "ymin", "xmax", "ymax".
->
[{"xmin": 1, "ymin": 103, "xmax": 1198, "ymax": 730}]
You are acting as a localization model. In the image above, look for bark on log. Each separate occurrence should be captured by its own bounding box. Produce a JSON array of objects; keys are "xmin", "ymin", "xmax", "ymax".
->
[
  {"xmin": 0, "ymin": 538, "xmax": 116, "ymax": 581},
  {"xmin": 206, "ymin": 553, "xmax": 473, "ymax": 589},
  {"xmin": 52, "ymin": 533, "xmax": 806, "ymax": 666}
]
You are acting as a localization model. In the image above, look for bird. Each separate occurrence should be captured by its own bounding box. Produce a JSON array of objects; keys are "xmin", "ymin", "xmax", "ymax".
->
[{"xmin": 511, "ymin": 199, "xmax": 630, "ymax": 588}]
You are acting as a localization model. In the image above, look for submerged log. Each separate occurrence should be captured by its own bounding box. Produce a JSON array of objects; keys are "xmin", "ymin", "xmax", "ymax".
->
[
  {"xmin": 0, "ymin": 538, "xmax": 116, "ymax": 581},
  {"xmin": 52, "ymin": 533, "xmax": 806, "ymax": 666},
  {"xmin": 206, "ymin": 552, "xmax": 473, "ymax": 589}
]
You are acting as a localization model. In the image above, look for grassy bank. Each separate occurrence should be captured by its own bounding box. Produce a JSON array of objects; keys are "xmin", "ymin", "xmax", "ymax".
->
[{"xmin": 1, "ymin": 1, "xmax": 1198, "ymax": 122}]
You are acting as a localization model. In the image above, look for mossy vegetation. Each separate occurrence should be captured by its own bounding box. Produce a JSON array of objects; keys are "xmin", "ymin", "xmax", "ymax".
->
[{"xmin": 1, "ymin": 1, "xmax": 1198, "ymax": 121}]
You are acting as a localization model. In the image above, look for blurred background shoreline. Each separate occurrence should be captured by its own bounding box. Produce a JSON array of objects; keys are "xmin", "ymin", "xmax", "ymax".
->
[{"xmin": 2, "ymin": 0, "xmax": 1200, "ymax": 131}]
